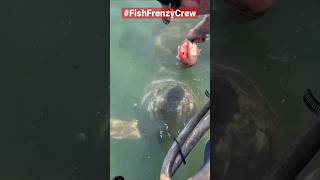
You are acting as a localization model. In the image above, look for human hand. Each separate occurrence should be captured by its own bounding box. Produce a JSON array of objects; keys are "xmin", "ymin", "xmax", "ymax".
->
[{"xmin": 187, "ymin": 28, "xmax": 209, "ymax": 44}]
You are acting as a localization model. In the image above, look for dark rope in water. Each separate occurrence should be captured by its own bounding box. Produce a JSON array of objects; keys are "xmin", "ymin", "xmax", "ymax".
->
[{"xmin": 173, "ymin": 137, "xmax": 186, "ymax": 164}]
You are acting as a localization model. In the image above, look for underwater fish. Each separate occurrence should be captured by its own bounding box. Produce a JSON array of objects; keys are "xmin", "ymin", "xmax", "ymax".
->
[{"xmin": 176, "ymin": 40, "xmax": 201, "ymax": 67}]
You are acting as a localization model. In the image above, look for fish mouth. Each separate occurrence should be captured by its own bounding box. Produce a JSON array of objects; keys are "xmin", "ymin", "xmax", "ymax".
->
[{"xmin": 160, "ymin": 100, "xmax": 210, "ymax": 179}]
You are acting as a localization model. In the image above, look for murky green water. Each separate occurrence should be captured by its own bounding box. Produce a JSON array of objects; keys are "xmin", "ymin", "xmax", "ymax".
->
[
  {"xmin": 213, "ymin": 0, "xmax": 320, "ymax": 178},
  {"xmin": 0, "ymin": 0, "xmax": 107, "ymax": 179},
  {"xmin": 110, "ymin": 1, "xmax": 210, "ymax": 179}
]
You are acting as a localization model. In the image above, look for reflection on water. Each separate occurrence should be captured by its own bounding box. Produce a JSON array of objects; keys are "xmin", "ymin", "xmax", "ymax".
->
[
  {"xmin": 213, "ymin": 0, "xmax": 320, "ymax": 178},
  {"xmin": 110, "ymin": 1, "xmax": 210, "ymax": 179}
]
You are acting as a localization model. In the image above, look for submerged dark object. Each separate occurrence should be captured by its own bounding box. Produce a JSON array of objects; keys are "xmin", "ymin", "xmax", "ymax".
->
[{"xmin": 263, "ymin": 90, "xmax": 320, "ymax": 180}]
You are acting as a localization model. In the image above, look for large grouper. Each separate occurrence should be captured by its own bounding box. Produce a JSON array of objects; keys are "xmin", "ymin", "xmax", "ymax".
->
[{"xmin": 212, "ymin": 63, "xmax": 280, "ymax": 180}]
